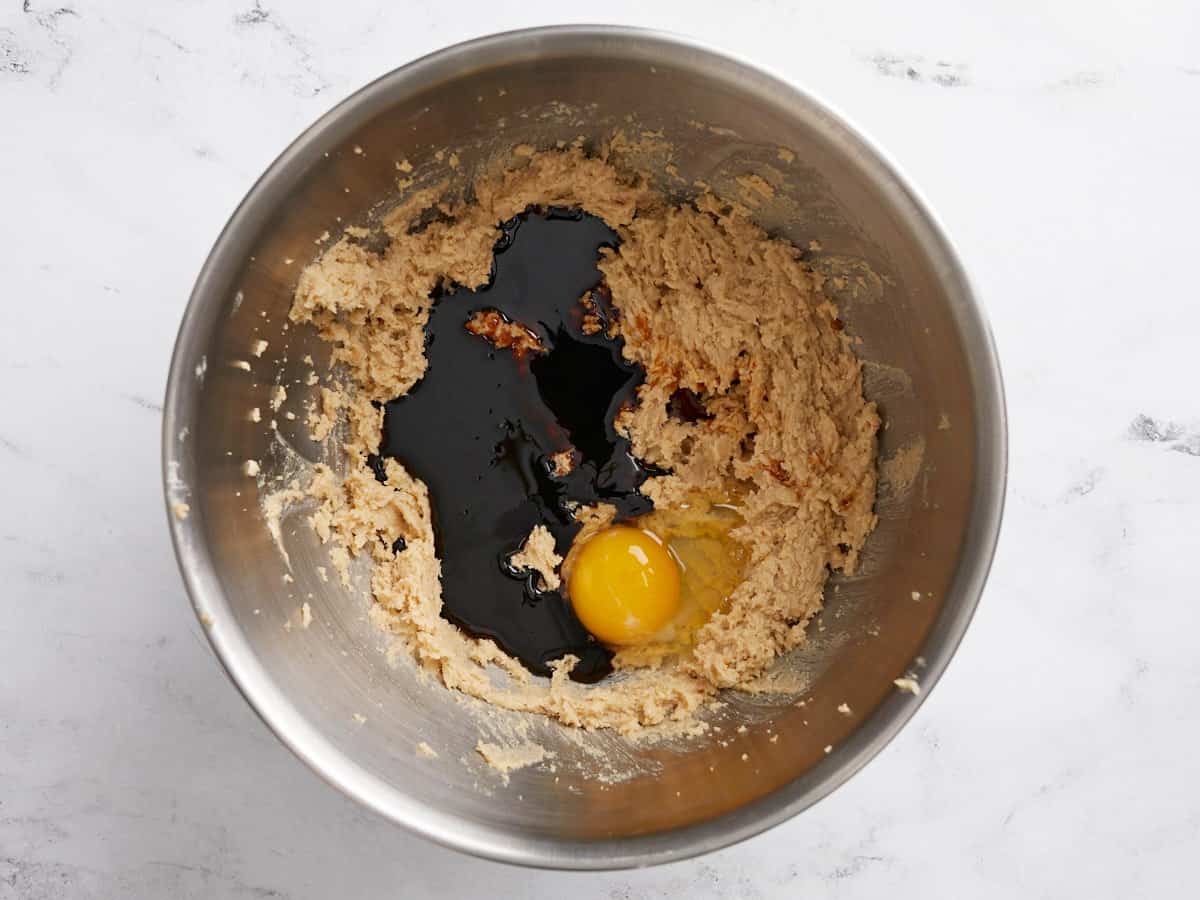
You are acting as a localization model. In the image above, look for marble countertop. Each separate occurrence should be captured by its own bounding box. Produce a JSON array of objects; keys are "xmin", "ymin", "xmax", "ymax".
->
[{"xmin": 3, "ymin": 1, "xmax": 1198, "ymax": 896}]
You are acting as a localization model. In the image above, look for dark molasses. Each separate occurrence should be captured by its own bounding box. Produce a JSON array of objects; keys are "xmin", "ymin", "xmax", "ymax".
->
[{"xmin": 373, "ymin": 209, "xmax": 657, "ymax": 682}]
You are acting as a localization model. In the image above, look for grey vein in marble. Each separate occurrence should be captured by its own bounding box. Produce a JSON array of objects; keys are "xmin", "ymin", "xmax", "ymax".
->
[
  {"xmin": 868, "ymin": 52, "xmax": 969, "ymax": 86},
  {"xmin": 232, "ymin": 1, "xmax": 330, "ymax": 97},
  {"xmin": 14, "ymin": 0, "xmax": 77, "ymax": 87},
  {"xmin": 1128, "ymin": 413, "xmax": 1200, "ymax": 455}
]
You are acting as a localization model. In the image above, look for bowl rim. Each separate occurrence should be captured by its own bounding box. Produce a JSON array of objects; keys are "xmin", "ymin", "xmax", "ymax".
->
[{"xmin": 162, "ymin": 23, "xmax": 1007, "ymax": 870}]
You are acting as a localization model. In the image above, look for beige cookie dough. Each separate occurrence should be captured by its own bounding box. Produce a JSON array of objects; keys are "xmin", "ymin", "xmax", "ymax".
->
[
  {"xmin": 290, "ymin": 146, "xmax": 879, "ymax": 734},
  {"xmin": 508, "ymin": 525, "xmax": 563, "ymax": 592},
  {"xmin": 475, "ymin": 740, "xmax": 551, "ymax": 783}
]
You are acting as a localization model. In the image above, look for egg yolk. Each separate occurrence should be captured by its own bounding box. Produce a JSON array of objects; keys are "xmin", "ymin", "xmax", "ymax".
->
[{"xmin": 568, "ymin": 526, "xmax": 681, "ymax": 645}]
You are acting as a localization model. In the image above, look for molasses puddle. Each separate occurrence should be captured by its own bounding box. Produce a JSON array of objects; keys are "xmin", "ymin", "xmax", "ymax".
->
[{"xmin": 374, "ymin": 209, "xmax": 656, "ymax": 682}]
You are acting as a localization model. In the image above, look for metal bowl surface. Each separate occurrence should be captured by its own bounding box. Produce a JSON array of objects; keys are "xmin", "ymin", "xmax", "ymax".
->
[{"xmin": 163, "ymin": 25, "xmax": 1006, "ymax": 869}]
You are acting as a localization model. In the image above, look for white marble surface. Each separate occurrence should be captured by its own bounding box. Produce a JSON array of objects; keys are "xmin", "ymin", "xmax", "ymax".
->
[{"xmin": 3, "ymin": 0, "xmax": 1199, "ymax": 896}]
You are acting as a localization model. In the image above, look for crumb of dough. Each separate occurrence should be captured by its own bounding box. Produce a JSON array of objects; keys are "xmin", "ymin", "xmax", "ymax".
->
[
  {"xmin": 416, "ymin": 741, "xmax": 438, "ymax": 758},
  {"xmin": 837, "ymin": 702, "xmax": 852, "ymax": 715},
  {"xmin": 777, "ymin": 147, "xmax": 795, "ymax": 163},
  {"xmin": 270, "ymin": 385, "xmax": 287, "ymax": 411},
  {"xmin": 282, "ymin": 573, "xmax": 294, "ymax": 584},
  {"xmin": 307, "ymin": 388, "xmax": 342, "ymax": 442},
  {"xmin": 549, "ymin": 449, "xmax": 575, "ymax": 477},
  {"xmin": 249, "ymin": 407, "xmax": 261, "ymax": 423},
  {"xmin": 316, "ymin": 566, "xmax": 328, "ymax": 582},
  {"xmin": 199, "ymin": 611, "xmax": 214, "ymax": 626},
  {"xmin": 396, "ymin": 158, "xmax": 413, "ymax": 173},
  {"xmin": 507, "ymin": 525, "xmax": 562, "ymax": 591},
  {"xmin": 476, "ymin": 740, "xmax": 551, "ymax": 782},
  {"xmin": 465, "ymin": 309, "xmax": 544, "ymax": 357},
  {"xmin": 243, "ymin": 459, "xmax": 260, "ymax": 477},
  {"xmin": 327, "ymin": 545, "xmax": 352, "ymax": 587},
  {"xmin": 251, "ymin": 339, "xmax": 269, "ymax": 357},
  {"xmin": 306, "ymin": 371, "xmax": 319, "ymax": 386},
  {"xmin": 735, "ymin": 173, "xmax": 775, "ymax": 204},
  {"xmin": 911, "ymin": 590, "xmax": 922, "ymax": 601},
  {"xmin": 231, "ymin": 360, "xmax": 251, "ymax": 371},
  {"xmin": 353, "ymin": 713, "xmax": 367, "ymax": 724},
  {"xmin": 172, "ymin": 502, "xmax": 190, "ymax": 520},
  {"xmin": 824, "ymin": 745, "xmax": 833, "ymax": 754},
  {"xmin": 262, "ymin": 483, "xmax": 305, "ymax": 570},
  {"xmin": 880, "ymin": 437, "xmax": 924, "ymax": 497},
  {"xmin": 289, "ymin": 146, "xmax": 879, "ymax": 733},
  {"xmin": 937, "ymin": 412, "xmax": 951, "ymax": 430},
  {"xmin": 894, "ymin": 676, "xmax": 921, "ymax": 695},
  {"xmin": 300, "ymin": 602, "xmax": 313, "ymax": 628}
]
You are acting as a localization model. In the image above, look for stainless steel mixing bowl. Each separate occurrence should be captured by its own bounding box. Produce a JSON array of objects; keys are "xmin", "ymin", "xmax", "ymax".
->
[{"xmin": 163, "ymin": 26, "xmax": 1005, "ymax": 869}]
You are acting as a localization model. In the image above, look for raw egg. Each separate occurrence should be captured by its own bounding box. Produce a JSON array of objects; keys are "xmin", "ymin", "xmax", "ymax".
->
[
  {"xmin": 567, "ymin": 491, "xmax": 751, "ymax": 660},
  {"xmin": 567, "ymin": 526, "xmax": 681, "ymax": 645},
  {"xmin": 634, "ymin": 496, "xmax": 749, "ymax": 653}
]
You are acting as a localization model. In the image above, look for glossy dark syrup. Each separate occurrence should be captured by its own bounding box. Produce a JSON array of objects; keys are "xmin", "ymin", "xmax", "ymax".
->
[{"xmin": 372, "ymin": 209, "xmax": 657, "ymax": 681}]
